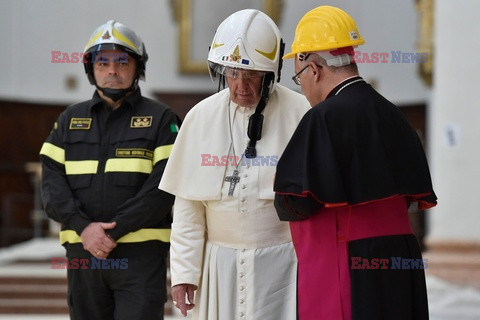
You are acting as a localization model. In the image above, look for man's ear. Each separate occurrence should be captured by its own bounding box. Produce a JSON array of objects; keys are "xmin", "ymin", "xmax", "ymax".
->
[{"xmin": 310, "ymin": 62, "xmax": 322, "ymax": 80}]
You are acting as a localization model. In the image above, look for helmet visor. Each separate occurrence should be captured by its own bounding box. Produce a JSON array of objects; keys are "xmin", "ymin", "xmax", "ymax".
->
[
  {"xmin": 85, "ymin": 43, "xmax": 139, "ymax": 59},
  {"xmin": 208, "ymin": 61, "xmax": 266, "ymax": 79}
]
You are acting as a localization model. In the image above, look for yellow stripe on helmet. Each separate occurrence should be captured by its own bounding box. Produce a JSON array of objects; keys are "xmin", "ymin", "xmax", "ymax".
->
[
  {"xmin": 112, "ymin": 28, "xmax": 139, "ymax": 55},
  {"xmin": 83, "ymin": 30, "xmax": 103, "ymax": 52},
  {"xmin": 255, "ymin": 37, "xmax": 278, "ymax": 61}
]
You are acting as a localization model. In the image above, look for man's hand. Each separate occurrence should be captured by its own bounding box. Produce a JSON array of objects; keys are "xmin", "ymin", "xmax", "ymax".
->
[
  {"xmin": 80, "ymin": 222, "xmax": 117, "ymax": 259},
  {"xmin": 171, "ymin": 283, "xmax": 197, "ymax": 317}
]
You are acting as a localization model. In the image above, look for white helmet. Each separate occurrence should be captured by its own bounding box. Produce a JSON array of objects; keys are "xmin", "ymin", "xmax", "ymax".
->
[{"xmin": 208, "ymin": 9, "xmax": 284, "ymax": 92}]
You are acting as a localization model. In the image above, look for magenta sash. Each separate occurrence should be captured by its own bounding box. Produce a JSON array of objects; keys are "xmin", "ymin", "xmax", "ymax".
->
[{"xmin": 290, "ymin": 196, "xmax": 413, "ymax": 320}]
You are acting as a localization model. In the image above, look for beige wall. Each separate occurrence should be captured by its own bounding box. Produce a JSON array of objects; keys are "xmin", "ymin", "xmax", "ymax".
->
[
  {"xmin": 0, "ymin": 0, "xmax": 428, "ymax": 105},
  {"xmin": 428, "ymin": 0, "xmax": 480, "ymax": 244}
]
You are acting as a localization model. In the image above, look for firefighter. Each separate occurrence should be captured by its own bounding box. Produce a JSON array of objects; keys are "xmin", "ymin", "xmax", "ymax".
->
[{"xmin": 40, "ymin": 20, "xmax": 179, "ymax": 320}]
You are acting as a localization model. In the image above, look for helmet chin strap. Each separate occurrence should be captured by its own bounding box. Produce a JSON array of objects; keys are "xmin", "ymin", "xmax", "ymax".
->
[
  {"xmin": 244, "ymin": 73, "xmax": 274, "ymax": 158},
  {"xmin": 96, "ymin": 78, "xmax": 139, "ymax": 102}
]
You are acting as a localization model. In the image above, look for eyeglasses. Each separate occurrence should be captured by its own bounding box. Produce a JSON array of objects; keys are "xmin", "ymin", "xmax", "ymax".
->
[
  {"xmin": 291, "ymin": 52, "xmax": 315, "ymax": 85},
  {"xmin": 291, "ymin": 65, "xmax": 310, "ymax": 85},
  {"xmin": 208, "ymin": 61, "xmax": 268, "ymax": 79},
  {"xmin": 223, "ymin": 67, "xmax": 266, "ymax": 79}
]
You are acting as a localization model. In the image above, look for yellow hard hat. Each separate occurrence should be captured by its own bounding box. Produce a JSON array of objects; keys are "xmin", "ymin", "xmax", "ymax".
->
[{"xmin": 283, "ymin": 6, "xmax": 365, "ymax": 59}]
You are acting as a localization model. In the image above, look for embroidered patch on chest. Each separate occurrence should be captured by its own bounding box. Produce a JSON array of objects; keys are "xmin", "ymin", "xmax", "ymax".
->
[
  {"xmin": 116, "ymin": 148, "xmax": 153, "ymax": 160},
  {"xmin": 69, "ymin": 118, "xmax": 92, "ymax": 130},
  {"xmin": 131, "ymin": 116, "xmax": 152, "ymax": 128}
]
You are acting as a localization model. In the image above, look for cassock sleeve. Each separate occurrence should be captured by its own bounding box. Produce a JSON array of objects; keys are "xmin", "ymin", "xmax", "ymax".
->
[
  {"xmin": 274, "ymin": 108, "xmax": 349, "ymax": 206},
  {"xmin": 274, "ymin": 192, "xmax": 323, "ymax": 221}
]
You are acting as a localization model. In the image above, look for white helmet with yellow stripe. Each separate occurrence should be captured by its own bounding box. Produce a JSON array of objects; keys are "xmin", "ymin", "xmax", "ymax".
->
[
  {"xmin": 208, "ymin": 9, "xmax": 284, "ymax": 94},
  {"xmin": 83, "ymin": 20, "xmax": 148, "ymax": 85}
]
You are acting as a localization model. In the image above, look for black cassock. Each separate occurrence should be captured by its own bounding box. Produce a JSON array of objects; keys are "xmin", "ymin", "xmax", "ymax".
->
[{"xmin": 274, "ymin": 76, "xmax": 436, "ymax": 320}]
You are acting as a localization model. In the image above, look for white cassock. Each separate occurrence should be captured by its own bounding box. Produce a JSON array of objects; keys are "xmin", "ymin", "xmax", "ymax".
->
[{"xmin": 160, "ymin": 84, "xmax": 310, "ymax": 320}]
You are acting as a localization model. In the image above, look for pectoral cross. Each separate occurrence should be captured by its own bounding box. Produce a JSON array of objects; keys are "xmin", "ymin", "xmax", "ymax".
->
[{"xmin": 225, "ymin": 169, "xmax": 240, "ymax": 196}]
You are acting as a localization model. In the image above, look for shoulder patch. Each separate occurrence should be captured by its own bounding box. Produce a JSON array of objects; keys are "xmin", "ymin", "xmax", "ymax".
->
[
  {"xmin": 170, "ymin": 124, "xmax": 179, "ymax": 133},
  {"xmin": 69, "ymin": 118, "xmax": 92, "ymax": 130},
  {"xmin": 131, "ymin": 116, "xmax": 152, "ymax": 128}
]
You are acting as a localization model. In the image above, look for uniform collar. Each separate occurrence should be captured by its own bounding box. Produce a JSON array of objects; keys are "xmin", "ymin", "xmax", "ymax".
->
[{"xmin": 88, "ymin": 88, "xmax": 142, "ymax": 110}]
